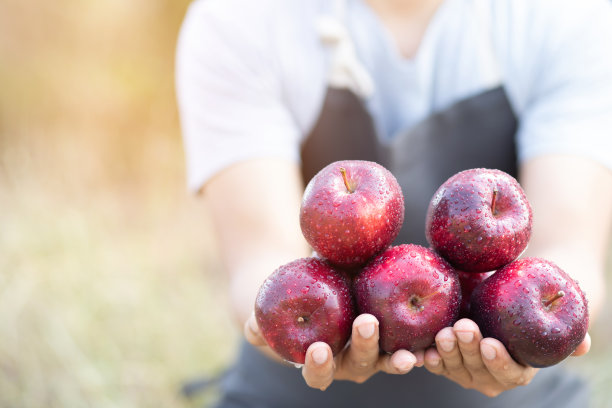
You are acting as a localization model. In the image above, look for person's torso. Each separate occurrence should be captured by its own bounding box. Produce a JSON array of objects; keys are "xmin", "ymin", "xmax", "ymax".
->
[
  {"xmin": 206, "ymin": 2, "xmax": 591, "ymax": 407},
  {"xmin": 268, "ymin": 0, "xmax": 539, "ymax": 143}
]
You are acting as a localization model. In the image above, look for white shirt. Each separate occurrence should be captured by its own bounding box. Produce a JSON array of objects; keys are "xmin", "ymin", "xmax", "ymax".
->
[{"xmin": 176, "ymin": 0, "xmax": 612, "ymax": 192}]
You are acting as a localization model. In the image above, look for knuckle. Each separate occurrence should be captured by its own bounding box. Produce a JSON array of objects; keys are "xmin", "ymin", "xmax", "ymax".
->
[
  {"xmin": 453, "ymin": 379, "xmax": 473, "ymax": 391},
  {"xmin": 302, "ymin": 372, "xmax": 321, "ymax": 389},
  {"xmin": 306, "ymin": 377, "xmax": 330, "ymax": 390},
  {"xmin": 516, "ymin": 376, "xmax": 532, "ymax": 386},
  {"xmin": 352, "ymin": 375, "xmax": 370, "ymax": 384},
  {"xmin": 350, "ymin": 358, "xmax": 372, "ymax": 369},
  {"xmin": 303, "ymin": 377, "xmax": 316, "ymax": 388},
  {"xmin": 482, "ymin": 388, "xmax": 502, "ymax": 398},
  {"xmin": 485, "ymin": 390, "xmax": 501, "ymax": 398}
]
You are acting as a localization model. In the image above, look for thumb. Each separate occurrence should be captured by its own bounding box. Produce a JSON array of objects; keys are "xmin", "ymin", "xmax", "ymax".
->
[
  {"xmin": 244, "ymin": 313, "xmax": 267, "ymax": 347},
  {"xmin": 571, "ymin": 332, "xmax": 591, "ymax": 357}
]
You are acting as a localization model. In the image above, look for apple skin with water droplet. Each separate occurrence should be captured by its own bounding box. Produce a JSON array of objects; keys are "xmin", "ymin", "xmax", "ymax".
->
[
  {"xmin": 470, "ymin": 257, "xmax": 589, "ymax": 367},
  {"xmin": 425, "ymin": 168, "xmax": 532, "ymax": 273},
  {"xmin": 255, "ymin": 258, "xmax": 356, "ymax": 364},
  {"xmin": 300, "ymin": 160, "xmax": 404, "ymax": 269},
  {"xmin": 354, "ymin": 244, "xmax": 461, "ymax": 353},
  {"xmin": 457, "ymin": 270, "xmax": 494, "ymax": 318}
]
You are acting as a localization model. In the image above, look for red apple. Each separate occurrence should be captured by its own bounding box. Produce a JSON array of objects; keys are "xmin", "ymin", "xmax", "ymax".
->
[
  {"xmin": 354, "ymin": 244, "xmax": 461, "ymax": 353},
  {"xmin": 300, "ymin": 160, "xmax": 404, "ymax": 269},
  {"xmin": 470, "ymin": 257, "xmax": 589, "ymax": 367},
  {"xmin": 458, "ymin": 270, "xmax": 494, "ymax": 318},
  {"xmin": 426, "ymin": 168, "xmax": 532, "ymax": 272},
  {"xmin": 255, "ymin": 257, "xmax": 355, "ymax": 364}
]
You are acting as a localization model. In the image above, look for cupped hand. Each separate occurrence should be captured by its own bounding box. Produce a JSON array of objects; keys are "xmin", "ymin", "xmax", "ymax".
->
[
  {"xmin": 245, "ymin": 313, "xmax": 421, "ymax": 390},
  {"xmin": 423, "ymin": 318, "xmax": 591, "ymax": 397}
]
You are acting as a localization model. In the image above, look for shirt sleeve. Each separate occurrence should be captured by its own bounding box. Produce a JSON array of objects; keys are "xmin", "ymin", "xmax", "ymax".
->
[
  {"xmin": 515, "ymin": 0, "xmax": 612, "ymax": 170},
  {"xmin": 175, "ymin": 0, "xmax": 301, "ymax": 192}
]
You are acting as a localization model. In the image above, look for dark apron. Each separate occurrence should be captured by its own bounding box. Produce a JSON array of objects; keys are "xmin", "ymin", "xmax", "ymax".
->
[{"xmin": 212, "ymin": 87, "xmax": 589, "ymax": 407}]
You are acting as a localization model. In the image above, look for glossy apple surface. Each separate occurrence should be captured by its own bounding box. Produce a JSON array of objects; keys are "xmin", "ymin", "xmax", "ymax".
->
[
  {"xmin": 458, "ymin": 270, "xmax": 494, "ymax": 318},
  {"xmin": 255, "ymin": 258, "xmax": 355, "ymax": 364},
  {"xmin": 426, "ymin": 168, "xmax": 532, "ymax": 273},
  {"xmin": 300, "ymin": 160, "xmax": 404, "ymax": 269},
  {"xmin": 470, "ymin": 257, "xmax": 589, "ymax": 367},
  {"xmin": 354, "ymin": 244, "xmax": 461, "ymax": 353}
]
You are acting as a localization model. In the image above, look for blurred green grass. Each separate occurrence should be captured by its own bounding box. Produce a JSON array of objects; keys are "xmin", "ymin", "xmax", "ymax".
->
[
  {"xmin": 0, "ymin": 168, "xmax": 239, "ymax": 407},
  {"xmin": 0, "ymin": 0, "xmax": 611, "ymax": 407}
]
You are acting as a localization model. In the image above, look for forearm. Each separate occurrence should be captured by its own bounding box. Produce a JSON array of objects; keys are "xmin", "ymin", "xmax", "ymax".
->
[
  {"xmin": 228, "ymin": 252, "xmax": 310, "ymax": 326},
  {"xmin": 520, "ymin": 155, "xmax": 612, "ymax": 322},
  {"xmin": 522, "ymin": 246, "xmax": 606, "ymax": 320},
  {"xmin": 203, "ymin": 158, "xmax": 311, "ymax": 326}
]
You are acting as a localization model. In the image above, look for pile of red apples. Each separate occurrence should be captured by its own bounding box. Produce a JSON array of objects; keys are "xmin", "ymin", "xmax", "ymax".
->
[{"xmin": 255, "ymin": 160, "xmax": 588, "ymax": 368}]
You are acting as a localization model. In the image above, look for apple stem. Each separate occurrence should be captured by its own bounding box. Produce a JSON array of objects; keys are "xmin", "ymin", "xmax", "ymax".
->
[
  {"xmin": 544, "ymin": 291, "xmax": 566, "ymax": 308},
  {"xmin": 297, "ymin": 316, "xmax": 305, "ymax": 323},
  {"xmin": 420, "ymin": 292, "xmax": 437, "ymax": 301},
  {"xmin": 339, "ymin": 167, "xmax": 354, "ymax": 193},
  {"xmin": 491, "ymin": 189, "xmax": 499, "ymax": 215}
]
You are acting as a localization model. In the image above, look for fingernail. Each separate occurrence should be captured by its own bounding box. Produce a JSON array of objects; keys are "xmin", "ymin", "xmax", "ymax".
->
[
  {"xmin": 312, "ymin": 347, "xmax": 328, "ymax": 365},
  {"xmin": 481, "ymin": 343, "xmax": 496, "ymax": 360},
  {"xmin": 358, "ymin": 323, "xmax": 375, "ymax": 339},
  {"xmin": 429, "ymin": 357, "xmax": 440, "ymax": 367},
  {"xmin": 456, "ymin": 331, "xmax": 474, "ymax": 344},
  {"xmin": 439, "ymin": 340, "xmax": 455, "ymax": 353}
]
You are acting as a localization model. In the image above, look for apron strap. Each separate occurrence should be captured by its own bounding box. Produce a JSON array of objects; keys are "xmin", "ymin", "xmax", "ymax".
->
[
  {"xmin": 473, "ymin": 0, "xmax": 503, "ymax": 88},
  {"xmin": 316, "ymin": 0, "xmax": 375, "ymax": 98}
]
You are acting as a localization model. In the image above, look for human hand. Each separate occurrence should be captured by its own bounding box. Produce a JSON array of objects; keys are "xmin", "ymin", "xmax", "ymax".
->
[
  {"xmin": 423, "ymin": 318, "xmax": 591, "ymax": 397},
  {"xmin": 245, "ymin": 313, "xmax": 421, "ymax": 390}
]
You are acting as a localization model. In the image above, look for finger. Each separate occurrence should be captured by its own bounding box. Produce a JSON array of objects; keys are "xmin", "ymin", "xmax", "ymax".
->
[
  {"xmin": 244, "ymin": 314, "xmax": 267, "ymax": 347},
  {"xmin": 424, "ymin": 347, "xmax": 445, "ymax": 375},
  {"xmin": 480, "ymin": 338, "xmax": 538, "ymax": 387},
  {"xmin": 302, "ymin": 342, "xmax": 335, "ymax": 390},
  {"xmin": 413, "ymin": 349, "xmax": 425, "ymax": 367},
  {"xmin": 453, "ymin": 319, "xmax": 487, "ymax": 376},
  {"xmin": 343, "ymin": 314, "xmax": 380, "ymax": 372},
  {"xmin": 435, "ymin": 328, "xmax": 463, "ymax": 369},
  {"xmin": 376, "ymin": 349, "xmax": 417, "ymax": 375},
  {"xmin": 571, "ymin": 332, "xmax": 591, "ymax": 357},
  {"xmin": 435, "ymin": 327, "xmax": 472, "ymax": 382}
]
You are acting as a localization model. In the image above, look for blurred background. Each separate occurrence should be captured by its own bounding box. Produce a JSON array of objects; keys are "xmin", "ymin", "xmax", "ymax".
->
[
  {"xmin": 0, "ymin": 0, "xmax": 610, "ymax": 407},
  {"xmin": 0, "ymin": 1, "xmax": 237, "ymax": 407}
]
